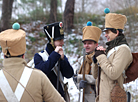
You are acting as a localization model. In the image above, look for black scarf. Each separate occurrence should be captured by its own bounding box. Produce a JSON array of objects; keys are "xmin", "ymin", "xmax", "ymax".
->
[{"xmin": 106, "ymin": 34, "xmax": 129, "ymax": 54}]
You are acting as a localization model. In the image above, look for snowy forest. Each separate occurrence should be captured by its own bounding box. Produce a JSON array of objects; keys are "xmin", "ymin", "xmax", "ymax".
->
[{"xmin": 0, "ymin": 0, "xmax": 138, "ymax": 102}]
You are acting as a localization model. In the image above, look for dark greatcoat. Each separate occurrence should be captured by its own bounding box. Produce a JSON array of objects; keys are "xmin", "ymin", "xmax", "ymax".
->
[{"xmin": 34, "ymin": 43, "xmax": 74, "ymax": 99}]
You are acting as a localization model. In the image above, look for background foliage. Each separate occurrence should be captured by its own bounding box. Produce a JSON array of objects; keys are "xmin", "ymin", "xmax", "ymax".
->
[{"xmin": 0, "ymin": 0, "xmax": 138, "ymax": 101}]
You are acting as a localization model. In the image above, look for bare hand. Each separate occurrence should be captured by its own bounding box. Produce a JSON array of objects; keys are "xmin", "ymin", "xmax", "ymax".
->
[
  {"xmin": 59, "ymin": 50, "xmax": 64, "ymax": 60},
  {"xmin": 55, "ymin": 46, "xmax": 64, "ymax": 60},
  {"xmin": 55, "ymin": 46, "xmax": 62, "ymax": 52}
]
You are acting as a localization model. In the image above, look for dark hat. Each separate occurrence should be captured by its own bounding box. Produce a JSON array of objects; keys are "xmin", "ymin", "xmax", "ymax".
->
[{"xmin": 44, "ymin": 22, "xmax": 64, "ymax": 42}]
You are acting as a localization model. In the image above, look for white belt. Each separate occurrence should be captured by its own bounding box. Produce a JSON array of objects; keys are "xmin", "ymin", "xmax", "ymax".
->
[{"xmin": 0, "ymin": 67, "xmax": 33, "ymax": 102}]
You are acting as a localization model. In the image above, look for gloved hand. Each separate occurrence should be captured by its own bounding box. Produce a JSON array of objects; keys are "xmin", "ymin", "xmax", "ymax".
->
[
  {"xmin": 93, "ymin": 55, "xmax": 97, "ymax": 63},
  {"xmin": 73, "ymin": 74, "xmax": 77, "ymax": 83},
  {"xmin": 95, "ymin": 50, "xmax": 105, "ymax": 57},
  {"xmin": 79, "ymin": 80, "xmax": 87, "ymax": 89}
]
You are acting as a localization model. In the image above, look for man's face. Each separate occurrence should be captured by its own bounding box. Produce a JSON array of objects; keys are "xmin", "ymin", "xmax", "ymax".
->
[
  {"xmin": 83, "ymin": 40, "xmax": 98, "ymax": 54},
  {"xmin": 54, "ymin": 39, "xmax": 64, "ymax": 47},
  {"xmin": 104, "ymin": 30, "xmax": 118, "ymax": 41}
]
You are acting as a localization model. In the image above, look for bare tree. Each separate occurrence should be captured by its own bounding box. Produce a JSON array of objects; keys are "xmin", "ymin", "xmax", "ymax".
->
[
  {"xmin": 48, "ymin": 0, "xmax": 57, "ymax": 23},
  {"xmin": 63, "ymin": 0, "xmax": 75, "ymax": 33},
  {"xmin": 82, "ymin": 0, "xmax": 85, "ymax": 13},
  {"xmin": 1, "ymin": 0, "xmax": 14, "ymax": 31}
]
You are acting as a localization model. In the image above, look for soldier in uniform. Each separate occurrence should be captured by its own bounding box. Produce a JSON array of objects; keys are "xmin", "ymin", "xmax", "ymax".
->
[
  {"xmin": 0, "ymin": 23, "xmax": 65, "ymax": 102},
  {"xmin": 92, "ymin": 8, "xmax": 133, "ymax": 102},
  {"xmin": 73, "ymin": 21, "xmax": 102, "ymax": 102},
  {"xmin": 34, "ymin": 22, "xmax": 74, "ymax": 101}
]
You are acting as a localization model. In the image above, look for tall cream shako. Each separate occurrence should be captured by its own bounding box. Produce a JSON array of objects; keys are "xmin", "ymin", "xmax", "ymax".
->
[
  {"xmin": 0, "ymin": 23, "xmax": 26, "ymax": 57},
  {"xmin": 103, "ymin": 8, "xmax": 127, "ymax": 31},
  {"xmin": 82, "ymin": 21, "xmax": 102, "ymax": 43}
]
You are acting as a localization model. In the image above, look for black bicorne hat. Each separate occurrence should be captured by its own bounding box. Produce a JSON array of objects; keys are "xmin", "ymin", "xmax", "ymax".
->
[{"xmin": 44, "ymin": 22, "xmax": 64, "ymax": 42}]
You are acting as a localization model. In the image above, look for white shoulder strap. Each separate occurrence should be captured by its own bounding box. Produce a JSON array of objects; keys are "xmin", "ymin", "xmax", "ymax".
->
[
  {"xmin": 15, "ymin": 67, "xmax": 33, "ymax": 101},
  {"xmin": 0, "ymin": 70, "xmax": 18, "ymax": 102},
  {"xmin": 0, "ymin": 67, "xmax": 33, "ymax": 102},
  {"xmin": 107, "ymin": 44, "xmax": 128, "ymax": 58}
]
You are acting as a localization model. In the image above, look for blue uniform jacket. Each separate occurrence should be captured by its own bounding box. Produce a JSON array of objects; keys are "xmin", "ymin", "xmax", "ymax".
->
[{"xmin": 34, "ymin": 43, "xmax": 74, "ymax": 99}]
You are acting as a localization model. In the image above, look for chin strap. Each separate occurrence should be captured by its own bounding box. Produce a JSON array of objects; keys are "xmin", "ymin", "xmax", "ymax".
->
[{"xmin": 51, "ymin": 38, "xmax": 55, "ymax": 49}]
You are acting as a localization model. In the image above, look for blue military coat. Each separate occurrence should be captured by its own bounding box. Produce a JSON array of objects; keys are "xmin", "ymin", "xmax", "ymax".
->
[{"xmin": 34, "ymin": 43, "xmax": 74, "ymax": 99}]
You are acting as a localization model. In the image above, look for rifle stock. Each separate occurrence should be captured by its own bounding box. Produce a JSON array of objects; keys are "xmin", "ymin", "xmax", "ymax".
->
[
  {"xmin": 97, "ymin": 66, "xmax": 101, "ymax": 96},
  {"xmin": 57, "ymin": 60, "xmax": 60, "ymax": 91},
  {"xmin": 82, "ymin": 48, "xmax": 86, "ymax": 102},
  {"xmin": 79, "ymin": 48, "xmax": 86, "ymax": 102}
]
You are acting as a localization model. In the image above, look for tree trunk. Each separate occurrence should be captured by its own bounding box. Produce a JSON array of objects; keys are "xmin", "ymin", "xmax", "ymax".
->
[
  {"xmin": 48, "ymin": 0, "xmax": 57, "ymax": 23},
  {"xmin": 82, "ymin": 0, "xmax": 85, "ymax": 13},
  {"xmin": 63, "ymin": 0, "xmax": 75, "ymax": 33},
  {"xmin": 1, "ymin": 0, "xmax": 14, "ymax": 31}
]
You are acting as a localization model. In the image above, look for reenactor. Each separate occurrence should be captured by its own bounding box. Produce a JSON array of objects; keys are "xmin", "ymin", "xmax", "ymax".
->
[
  {"xmin": 73, "ymin": 21, "xmax": 101, "ymax": 102},
  {"xmin": 34, "ymin": 22, "xmax": 74, "ymax": 102},
  {"xmin": 0, "ymin": 23, "xmax": 65, "ymax": 102},
  {"xmin": 92, "ymin": 8, "xmax": 132, "ymax": 102}
]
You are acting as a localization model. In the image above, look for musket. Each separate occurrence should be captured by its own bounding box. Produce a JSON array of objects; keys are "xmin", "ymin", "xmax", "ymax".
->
[
  {"xmin": 79, "ymin": 48, "xmax": 86, "ymax": 102},
  {"xmin": 97, "ymin": 65, "xmax": 101, "ymax": 96},
  {"xmin": 57, "ymin": 59, "xmax": 60, "ymax": 91},
  {"xmin": 127, "ymin": 91, "xmax": 131, "ymax": 102}
]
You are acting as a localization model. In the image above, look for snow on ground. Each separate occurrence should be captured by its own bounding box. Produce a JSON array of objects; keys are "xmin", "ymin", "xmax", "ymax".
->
[
  {"xmin": 64, "ymin": 54, "xmax": 80, "ymax": 102},
  {"xmin": 64, "ymin": 78, "xmax": 79, "ymax": 102}
]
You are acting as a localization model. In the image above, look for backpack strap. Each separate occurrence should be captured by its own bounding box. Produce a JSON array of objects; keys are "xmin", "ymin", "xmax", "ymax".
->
[{"xmin": 0, "ymin": 67, "xmax": 33, "ymax": 102}]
